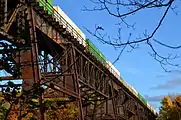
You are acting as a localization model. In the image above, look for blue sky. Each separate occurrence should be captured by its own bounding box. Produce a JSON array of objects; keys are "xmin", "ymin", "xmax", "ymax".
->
[{"xmin": 52, "ymin": 0, "xmax": 181, "ymax": 111}]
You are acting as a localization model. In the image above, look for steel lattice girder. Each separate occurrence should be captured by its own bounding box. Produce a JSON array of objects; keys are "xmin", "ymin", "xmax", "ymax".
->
[{"xmin": 0, "ymin": 0, "xmax": 157, "ymax": 119}]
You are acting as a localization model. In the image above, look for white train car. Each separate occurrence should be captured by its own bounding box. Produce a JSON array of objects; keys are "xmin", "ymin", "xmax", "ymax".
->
[
  {"xmin": 120, "ymin": 79, "xmax": 128, "ymax": 89},
  {"xmin": 153, "ymin": 109, "xmax": 157, "ymax": 115},
  {"xmin": 130, "ymin": 86, "xmax": 138, "ymax": 97},
  {"xmin": 106, "ymin": 61, "xmax": 120, "ymax": 80},
  {"xmin": 147, "ymin": 102, "xmax": 157, "ymax": 115},
  {"xmin": 53, "ymin": 6, "xmax": 86, "ymax": 47},
  {"xmin": 121, "ymin": 79, "xmax": 131, "ymax": 91},
  {"xmin": 147, "ymin": 103, "xmax": 153, "ymax": 113},
  {"xmin": 147, "ymin": 102, "xmax": 151, "ymax": 110},
  {"xmin": 120, "ymin": 79, "xmax": 126, "ymax": 86}
]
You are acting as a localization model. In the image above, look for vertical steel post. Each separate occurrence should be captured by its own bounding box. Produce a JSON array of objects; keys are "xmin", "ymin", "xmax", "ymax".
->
[
  {"xmin": 28, "ymin": 6, "xmax": 44, "ymax": 120},
  {"xmin": 110, "ymin": 80, "xmax": 118, "ymax": 120},
  {"xmin": 71, "ymin": 45, "xmax": 84, "ymax": 120},
  {"xmin": 4, "ymin": 0, "xmax": 7, "ymax": 24}
]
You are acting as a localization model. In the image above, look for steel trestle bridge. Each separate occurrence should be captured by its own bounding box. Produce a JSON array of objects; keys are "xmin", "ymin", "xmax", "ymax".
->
[{"xmin": 0, "ymin": 0, "xmax": 157, "ymax": 119}]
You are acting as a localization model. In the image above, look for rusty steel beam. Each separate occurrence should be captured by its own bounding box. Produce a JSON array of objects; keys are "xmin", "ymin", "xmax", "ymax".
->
[
  {"xmin": 3, "ymin": 4, "xmax": 20, "ymax": 32},
  {"xmin": 0, "ymin": 0, "xmax": 158, "ymax": 119}
]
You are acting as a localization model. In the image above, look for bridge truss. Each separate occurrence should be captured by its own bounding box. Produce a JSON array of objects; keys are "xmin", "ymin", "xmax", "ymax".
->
[{"xmin": 0, "ymin": 0, "xmax": 157, "ymax": 120}]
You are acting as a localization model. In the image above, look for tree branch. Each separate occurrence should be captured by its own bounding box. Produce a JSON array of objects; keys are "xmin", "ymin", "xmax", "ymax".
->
[{"xmin": 84, "ymin": 0, "xmax": 181, "ymax": 72}]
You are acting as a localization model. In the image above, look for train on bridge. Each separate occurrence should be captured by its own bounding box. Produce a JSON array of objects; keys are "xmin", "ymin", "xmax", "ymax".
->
[
  {"xmin": 0, "ymin": 0, "xmax": 158, "ymax": 119},
  {"xmin": 39, "ymin": 0, "xmax": 157, "ymax": 115}
]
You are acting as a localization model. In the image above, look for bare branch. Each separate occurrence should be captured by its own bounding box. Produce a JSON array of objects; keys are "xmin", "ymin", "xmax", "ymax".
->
[
  {"xmin": 147, "ymin": 40, "xmax": 180, "ymax": 72},
  {"xmin": 84, "ymin": 0, "xmax": 181, "ymax": 72},
  {"xmin": 153, "ymin": 39, "xmax": 181, "ymax": 49},
  {"xmin": 113, "ymin": 44, "xmax": 127, "ymax": 64},
  {"xmin": 86, "ymin": 1, "xmax": 174, "ymax": 46}
]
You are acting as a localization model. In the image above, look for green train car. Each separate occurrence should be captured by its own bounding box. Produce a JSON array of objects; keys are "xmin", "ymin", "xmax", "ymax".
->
[
  {"xmin": 37, "ymin": 1, "xmax": 106, "ymax": 66},
  {"xmin": 138, "ymin": 93, "xmax": 148, "ymax": 105},
  {"xmin": 32, "ymin": 2, "xmax": 157, "ymax": 114},
  {"xmin": 86, "ymin": 39, "xmax": 106, "ymax": 65},
  {"xmin": 38, "ymin": 0, "xmax": 54, "ymax": 14}
]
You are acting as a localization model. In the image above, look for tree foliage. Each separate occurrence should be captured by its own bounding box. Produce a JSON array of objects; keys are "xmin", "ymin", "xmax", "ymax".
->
[
  {"xmin": 45, "ymin": 101, "xmax": 79, "ymax": 120},
  {"xmin": 0, "ymin": 40, "xmax": 79, "ymax": 119},
  {"xmin": 157, "ymin": 95, "xmax": 181, "ymax": 120},
  {"xmin": 0, "ymin": 92, "xmax": 79, "ymax": 120}
]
